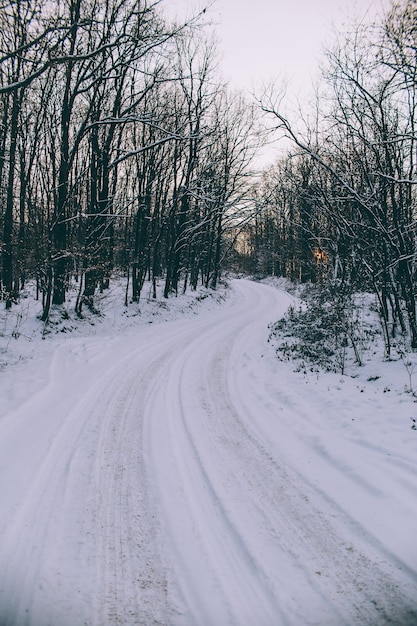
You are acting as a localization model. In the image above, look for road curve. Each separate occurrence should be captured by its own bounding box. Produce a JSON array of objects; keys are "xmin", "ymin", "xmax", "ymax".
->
[{"xmin": 0, "ymin": 279, "xmax": 416, "ymax": 626}]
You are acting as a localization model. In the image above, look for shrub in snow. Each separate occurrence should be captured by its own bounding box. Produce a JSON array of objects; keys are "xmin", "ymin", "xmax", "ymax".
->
[{"xmin": 270, "ymin": 280, "xmax": 377, "ymax": 375}]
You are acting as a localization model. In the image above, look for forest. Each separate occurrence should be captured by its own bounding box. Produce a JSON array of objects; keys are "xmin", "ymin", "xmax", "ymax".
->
[
  {"xmin": 0, "ymin": 0, "xmax": 261, "ymax": 320},
  {"xmin": 1, "ymin": 0, "xmax": 417, "ymax": 354}
]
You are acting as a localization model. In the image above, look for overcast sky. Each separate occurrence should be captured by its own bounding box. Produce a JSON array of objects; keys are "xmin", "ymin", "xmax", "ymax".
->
[
  {"xmin": 163, "ymin": 0, "xmax": 387, "ymax": 165},
  {"xmin": 165, "ymin": 0, "xmax": 387, "ymax": 97}
]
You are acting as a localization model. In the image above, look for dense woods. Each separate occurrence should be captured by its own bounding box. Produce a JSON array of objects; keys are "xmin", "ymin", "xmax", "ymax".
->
[
  {"xmin": 245, "ymin": 0, "xmax": 417, "ymax": 354},
  {"xmin": 1, "ymin": 0, "xmax": 417, "ymax": 353},
  {"xmin": 0, "ymin": 0, "xmax": 260, "ymax": 319}
]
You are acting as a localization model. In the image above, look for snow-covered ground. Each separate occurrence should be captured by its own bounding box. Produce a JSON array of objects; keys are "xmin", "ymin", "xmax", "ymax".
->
[{"xmin": 0, "ymin": 277, "xmax": 416, "ymax": 625}]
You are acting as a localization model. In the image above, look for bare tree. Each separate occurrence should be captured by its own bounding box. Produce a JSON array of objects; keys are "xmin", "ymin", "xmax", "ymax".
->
[{"xmin": 256, "ymin": 3, "xmax": 417, "ymax": 351}]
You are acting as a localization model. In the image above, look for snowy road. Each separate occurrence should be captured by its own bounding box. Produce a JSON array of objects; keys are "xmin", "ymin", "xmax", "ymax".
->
[{"xmin": 0, "ymin": 279, "xmax": 416, "ymax": 625}]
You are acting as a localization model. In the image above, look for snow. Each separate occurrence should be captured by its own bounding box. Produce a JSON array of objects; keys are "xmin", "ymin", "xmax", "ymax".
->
[{"xmin": 0, "ymin": 277, "xmax": 416, "ymax": 625}]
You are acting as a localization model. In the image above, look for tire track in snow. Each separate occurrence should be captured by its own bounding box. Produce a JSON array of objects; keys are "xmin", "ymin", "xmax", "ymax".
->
[
  {"xmin": 89, "ymin": 344, "xmax": 177, "ymax": 626},
  {"xmin": 225, "ymin": 282, "xmax": 417, "ymax": 625},
  {"xmin": 148, "ymin": 350, "xmax": 288, "ymax": 625},
  {"xmin": 0, "ymin": 325, "xmax": 212, "ymax": 626},
  {"xmin": 0, "ymin": 337, "xmax": 115, "ymax": 625},
  {"xmin": 145, "ymin": 279, "xmax": 417, "ymax": 626},
  {"xmin": 223, "ymin": 288, "xmax": 417, "ymax": 625},
  {"xmin": 1, "ymin": 279, "xmax": 416, "ymax": 625},
  {"xmin": 145, "ymin": 281, "xmax": 297, "ymax": 625}
]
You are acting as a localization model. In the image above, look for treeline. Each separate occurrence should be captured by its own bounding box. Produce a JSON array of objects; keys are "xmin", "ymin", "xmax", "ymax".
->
[
  {"xmin": 243, "ymin": 0, "xmax": 417, "ymax": 354},
  {"xmin": 0, "ymin": 0, "xmax": 259, "ymax": 318}
]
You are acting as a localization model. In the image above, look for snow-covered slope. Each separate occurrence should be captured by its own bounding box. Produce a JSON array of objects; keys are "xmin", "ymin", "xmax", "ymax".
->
[{"xmin": 0, "ymin": 279, "xmax": 416, "ymax": 625}]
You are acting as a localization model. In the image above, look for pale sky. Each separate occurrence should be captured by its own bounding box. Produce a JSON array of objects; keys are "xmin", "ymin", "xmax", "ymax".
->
[
  {"xmin": 163, "ymin": 0, "xmax": 387, "ymax": 165},
  {"xmin": 165, "ymin": 0, "xmax": 386, "ymax": 96}
]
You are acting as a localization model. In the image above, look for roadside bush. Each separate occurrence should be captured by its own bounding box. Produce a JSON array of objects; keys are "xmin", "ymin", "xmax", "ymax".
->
[{"xmin": 270, "ymin": 280, "xmax": 377, "ymax": 374}]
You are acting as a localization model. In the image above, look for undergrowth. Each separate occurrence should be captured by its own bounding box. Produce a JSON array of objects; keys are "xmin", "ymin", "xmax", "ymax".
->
[{"xmin": 269, "ymin": 281, "xmax": 379, "ymax": 375}]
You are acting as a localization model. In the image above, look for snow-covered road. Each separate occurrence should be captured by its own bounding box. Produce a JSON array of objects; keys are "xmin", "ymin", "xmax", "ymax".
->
[{"xmin": 0, "ymin": 279, "xmax": 416, "ymax": 625}]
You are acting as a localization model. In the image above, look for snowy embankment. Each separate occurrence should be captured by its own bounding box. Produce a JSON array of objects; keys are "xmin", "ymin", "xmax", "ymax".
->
[{"xmin": 0, "ymin": 278, "xmax": 416, "ymax": 626}]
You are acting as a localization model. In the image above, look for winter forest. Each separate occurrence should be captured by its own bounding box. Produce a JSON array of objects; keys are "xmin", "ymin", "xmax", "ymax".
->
[
  {"xmin": 0, "ymin": 0, "xmax": 260, "ymax": 320},
  {"xmin": 0, "ymin": 0, "xmax": 416, "ymax": 354},
  {"xmin": 1, "ymin": 1, "xmax": 417, "ymax": 625}
]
